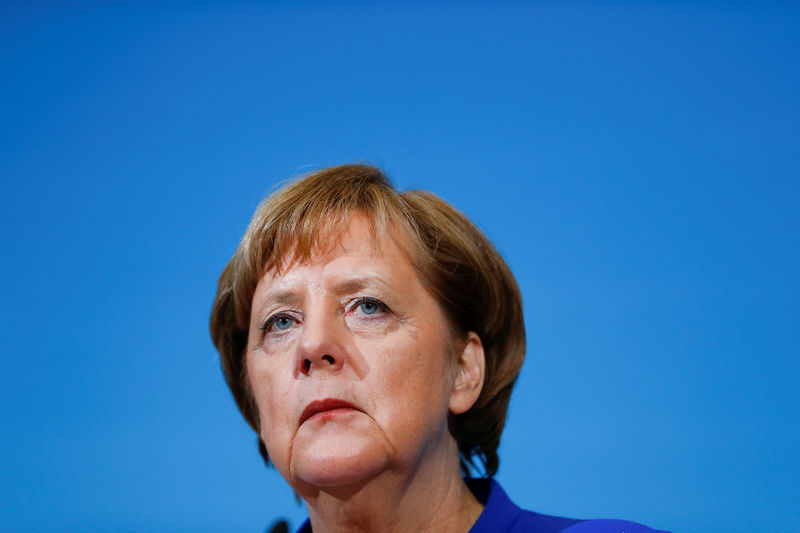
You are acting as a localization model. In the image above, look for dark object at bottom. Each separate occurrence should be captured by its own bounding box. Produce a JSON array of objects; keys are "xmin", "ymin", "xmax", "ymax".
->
[{"xmin": 267, "ymin": 519, "xmax": 289, "ymax": 533}]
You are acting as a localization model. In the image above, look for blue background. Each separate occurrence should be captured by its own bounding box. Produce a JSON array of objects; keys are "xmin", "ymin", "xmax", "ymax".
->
[{"xmin": 2, "ymin": 3, "xmax": 798, "ymax": 532}]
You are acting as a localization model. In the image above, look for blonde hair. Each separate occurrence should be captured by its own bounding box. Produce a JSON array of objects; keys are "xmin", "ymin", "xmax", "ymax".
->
[{"xmin": 209, "ymin": 164, "xmax": 525, "ymax": 476}]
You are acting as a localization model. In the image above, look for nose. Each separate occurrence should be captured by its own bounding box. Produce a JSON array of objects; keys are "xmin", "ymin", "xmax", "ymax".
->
[{"xmin": 296, "ymin": 308, "xmax": 347, "ymax": 376}]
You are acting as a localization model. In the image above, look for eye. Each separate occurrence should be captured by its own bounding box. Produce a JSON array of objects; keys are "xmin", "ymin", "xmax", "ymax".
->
[
  {"xmin": 351, "ymin": 297, "xmax": 387, "ymax": 317},
  {"xmin": 274, "ymin": 316, "xmax": 294, "ymax": 330},
  {"xmin": 263, "ymin": 313, "xmax": 297, "ymax": 333},
  {"xmin": 359, "ymin": 300, "xmax": 379, "ymax": 315}
]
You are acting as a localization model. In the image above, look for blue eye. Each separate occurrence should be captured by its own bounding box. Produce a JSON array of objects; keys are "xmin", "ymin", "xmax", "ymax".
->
[
  {"xmin": 360, "ymin": 301, "xmax": 379, "ymax": 315},
  {"xmin": 264, "ymin": 315, "xmax": 294, "ymax": 332},
  {"xmin": 274, "ymin": 316, "xmax": 293, "ymax": 330}
]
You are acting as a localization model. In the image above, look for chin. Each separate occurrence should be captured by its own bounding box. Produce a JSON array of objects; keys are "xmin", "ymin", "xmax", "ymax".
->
[
  {"xmin": 296, "ymin": 456, "xmax": 388, "ymax": 488},
  {"xmin": 291, "ymin": 433, "xmax": 391, "ymax": 488}
]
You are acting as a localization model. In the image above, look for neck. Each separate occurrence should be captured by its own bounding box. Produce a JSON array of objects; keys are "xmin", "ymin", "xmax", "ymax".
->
[{"xmin": 299, "ymin": 437, "xmax": 483, "ymax": 533}]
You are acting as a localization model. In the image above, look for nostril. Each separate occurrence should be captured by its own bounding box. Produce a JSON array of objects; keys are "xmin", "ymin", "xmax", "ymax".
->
[
  {"xmin": 303, "ymin": 359, "xmax": 311, "ymax": 372},
  {"xmin": 322, "ymin": 355, "xmax": 334, "ymax": 365}
]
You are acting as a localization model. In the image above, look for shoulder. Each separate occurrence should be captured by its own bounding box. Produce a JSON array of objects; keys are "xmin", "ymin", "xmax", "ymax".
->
[{"xmin": 466, "ymin": 478, "xmax": 670, "ymax": 533}]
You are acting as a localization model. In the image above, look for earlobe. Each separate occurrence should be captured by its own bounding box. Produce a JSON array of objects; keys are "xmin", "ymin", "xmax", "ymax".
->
[{"xmin": 449, "ymin": 332, "xmax": 486, "ymax": 415}]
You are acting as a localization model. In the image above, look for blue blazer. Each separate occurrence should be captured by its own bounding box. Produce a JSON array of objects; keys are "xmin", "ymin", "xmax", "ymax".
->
[
  {"xmin": 295, "ymin": 478, "xmax": 670, "ymax": 532},
  {"xmin": 466, "ymin": 478, "xmax": 669, "ymax": 533}
]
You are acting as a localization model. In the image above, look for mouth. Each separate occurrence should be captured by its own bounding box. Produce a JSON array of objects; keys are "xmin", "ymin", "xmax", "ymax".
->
[{"xmin": 300, "ymin": 399, "xmax": 359, "ymax": 425}]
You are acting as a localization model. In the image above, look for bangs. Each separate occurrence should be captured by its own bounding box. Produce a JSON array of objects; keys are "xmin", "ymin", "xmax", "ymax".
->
[{"xmin": 250, "ymin": 200, "xmax": 390, "ymax": 277}]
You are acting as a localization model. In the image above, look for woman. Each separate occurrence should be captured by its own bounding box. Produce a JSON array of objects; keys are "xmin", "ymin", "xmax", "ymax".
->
[{"xmin": 210, "ymin": 164, "xmax": 667, "ymax": 532}]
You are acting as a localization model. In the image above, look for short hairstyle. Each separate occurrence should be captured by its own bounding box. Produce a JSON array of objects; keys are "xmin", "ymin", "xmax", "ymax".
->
[{"xmin": 209, "ymin": 164, "xmax": 525, "ymax": 477}]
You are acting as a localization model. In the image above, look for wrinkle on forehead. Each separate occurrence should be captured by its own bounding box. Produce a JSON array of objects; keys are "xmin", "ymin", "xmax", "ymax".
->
[{"xmin": 265, "ymin": 212, "xmax": 417, "ymax": 277}]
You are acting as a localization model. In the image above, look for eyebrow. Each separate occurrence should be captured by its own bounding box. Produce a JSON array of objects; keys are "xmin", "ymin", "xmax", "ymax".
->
[
  {"xmin": 332, "ymin": 275, "xmax": 389, "ymax": 296},
  {"xmin": 258, "ymin": 275, "xmax": 390, "ymax": 307},
  {"xmin": 259, "ymin": 289, "xmax": 303, "ymax": 307}
]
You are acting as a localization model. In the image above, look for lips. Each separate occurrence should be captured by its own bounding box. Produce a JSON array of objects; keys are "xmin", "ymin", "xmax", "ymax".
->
[{"xmin": 300, "ymin": 399, "xmax": 359, "ymax": 425}]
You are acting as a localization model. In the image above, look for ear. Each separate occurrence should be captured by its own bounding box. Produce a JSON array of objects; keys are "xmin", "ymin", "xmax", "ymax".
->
[{"xmin": 449, "ymin": 332, "xmax": 486, "ymax": 415}]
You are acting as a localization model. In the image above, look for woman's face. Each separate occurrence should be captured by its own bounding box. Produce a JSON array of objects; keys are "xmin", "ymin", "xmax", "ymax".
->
[{"xmin": 246, "ymin": 216, "xmax": 470, "ymax": 491}]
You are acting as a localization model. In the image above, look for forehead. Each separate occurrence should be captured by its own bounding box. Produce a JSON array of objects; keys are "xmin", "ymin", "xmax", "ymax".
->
[
  {"xmin": 249, "ymin": 217, "xmax": 439, "ymax": 328},
  {"xmin": 268, "ymin": 213, "xmax": 419, "ymax": 276},
  {"xmin": 249, "ymin": 214, "xmax": 458, "ymax": 345},
  {"xmin": 256, "ymin": 215, "xmax": 419, "ymax": 291}
]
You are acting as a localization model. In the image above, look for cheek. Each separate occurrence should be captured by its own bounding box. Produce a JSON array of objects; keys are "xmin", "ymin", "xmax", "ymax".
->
[
  {"xmin": 246, "ymin": 357, "xmax": 294, "ymax": 459},
  {"xmin": 367, "ymin": 329, "xmax": 455, "ymax": 425}
]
